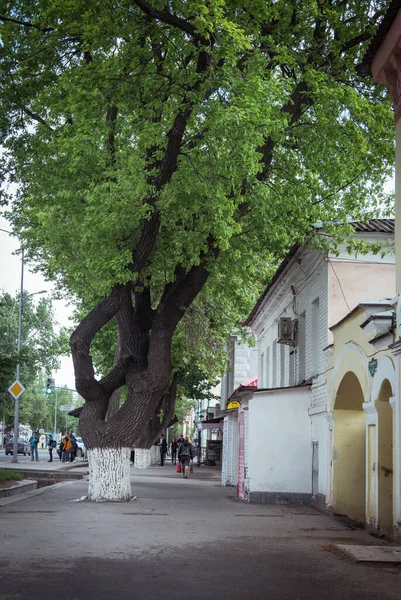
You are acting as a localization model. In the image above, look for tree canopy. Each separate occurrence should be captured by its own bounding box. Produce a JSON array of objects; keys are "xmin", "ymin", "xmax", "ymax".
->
[{"xmin": 0, "ymin": 1, "xmax": 395, "ymax": 454}]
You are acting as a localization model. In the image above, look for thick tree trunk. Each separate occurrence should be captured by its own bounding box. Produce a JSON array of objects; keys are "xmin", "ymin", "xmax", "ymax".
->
[
  {"xmin": 87, "ymin": 447, "xmax": 131, "ymax": 501},
  {"xmin": 135, "ymin": 447, "xmax": 153, "ymax": 469}
]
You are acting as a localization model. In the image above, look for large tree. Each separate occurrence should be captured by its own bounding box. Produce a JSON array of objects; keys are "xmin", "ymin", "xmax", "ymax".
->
[{"xmin": 0, "ymin": 0, "xmax": 394, "ymax": 500}]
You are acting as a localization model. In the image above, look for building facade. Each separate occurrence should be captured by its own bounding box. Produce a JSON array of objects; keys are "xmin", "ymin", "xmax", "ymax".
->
[
  {"xmin": 222, "ymin": 220, "xmax": 395, "ymax": 511},
  {"xmin": 245, "ymin": 221, "xmax": 395, "ymax": 507}
]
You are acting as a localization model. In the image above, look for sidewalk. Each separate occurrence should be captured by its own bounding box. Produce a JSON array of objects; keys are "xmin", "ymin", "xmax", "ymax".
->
[
  {"xmin": 0, "ymin": 465, "xmax": 400, "ymax": 600},
  {"xmin": 1, "ymin": 454, "xmax": 88, "ymax": 472}
]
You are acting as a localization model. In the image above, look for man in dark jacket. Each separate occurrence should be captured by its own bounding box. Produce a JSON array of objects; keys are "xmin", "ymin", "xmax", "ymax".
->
[
  {"xmin": 160, "ymin": 434, "xmax": 168, "ymax": 466},
  {"xmin": 178, "ymin": 436, "xmax": 193, "ymax": 479}
]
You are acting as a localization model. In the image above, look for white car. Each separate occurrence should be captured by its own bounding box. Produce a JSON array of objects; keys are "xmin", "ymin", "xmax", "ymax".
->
[{"xmin": 75, "ymin": 437, "xmax": 86, "ymax": 458}]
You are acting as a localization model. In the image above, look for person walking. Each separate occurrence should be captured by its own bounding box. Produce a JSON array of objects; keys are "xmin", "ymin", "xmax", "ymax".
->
[
  {"xmin": 171, "ymin": 438, "xmax": 178, "ymax": 465},
  {"xmin": 57, "ymin": 439, "xmax": 64, "ymax": 461},
  {"xmin": 159, "ymin": 434, "xmax": 167, "ymax": 466},
  {"xmin": 47, "ymin": 434, "xmax": 55, "ymax": 462},
  {"xmin": 70, "ymin": 433, "xmax": 78, "ymax": 463},
  {"xmin": 29, "ymin": 432, "xmax": 39, "ymax": 462},
  {"xmin": 178, "ymin": 435, "xmax": 193, "ymax": 479},
  {"xmin": 62, "ymin": 434, "xmax": 72, "ymax": 462}
]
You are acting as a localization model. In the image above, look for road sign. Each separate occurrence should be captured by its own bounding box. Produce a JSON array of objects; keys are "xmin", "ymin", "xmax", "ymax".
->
[
  {"xmin": 8, "ymin": 380, "xmax": 25, "ymax": 400},
  {"xmin": 59, "ymin": 404, "xmax": 75, "ymax": 412}
]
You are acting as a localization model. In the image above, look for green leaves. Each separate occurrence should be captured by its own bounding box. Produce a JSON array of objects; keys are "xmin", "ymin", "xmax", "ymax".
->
[{"xmin": 0, "ymin": 0, "xmax": 395, "ymax": 392}]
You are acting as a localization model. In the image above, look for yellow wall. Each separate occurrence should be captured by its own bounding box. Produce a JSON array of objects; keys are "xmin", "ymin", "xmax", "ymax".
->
[
  {"xmin": 377, "ymin": 380, "xmax": 394, "ymax": 537},
  {"xmin": 333, "ymin": 409, "xmax": 366, "ymax": 523}
]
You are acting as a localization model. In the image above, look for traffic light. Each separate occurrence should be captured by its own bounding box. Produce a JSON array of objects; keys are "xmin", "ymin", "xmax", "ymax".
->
[{"xmin": 45, "ymin": 378, "xmax": 55, "ymax": 395}]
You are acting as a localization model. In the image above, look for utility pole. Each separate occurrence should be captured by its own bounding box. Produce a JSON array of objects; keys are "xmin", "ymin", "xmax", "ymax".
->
[
  {"xmin": 54, "ymin": 388, "xmax": 58, "ymax": 436},
  {"xmin": 12, "ymin": 249, "xmax": 24, "ymax": 464}
]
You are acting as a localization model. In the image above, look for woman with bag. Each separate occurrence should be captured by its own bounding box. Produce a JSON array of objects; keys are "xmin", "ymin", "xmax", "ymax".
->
[{"xmin": 178, "ymin": 436, "xmax": 194, "ymax": 479}]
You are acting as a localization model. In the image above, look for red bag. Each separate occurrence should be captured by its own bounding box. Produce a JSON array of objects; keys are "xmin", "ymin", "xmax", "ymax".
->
[{"xmin": 176, "ymin": 463, "xmax": 181, "ymax": 473}]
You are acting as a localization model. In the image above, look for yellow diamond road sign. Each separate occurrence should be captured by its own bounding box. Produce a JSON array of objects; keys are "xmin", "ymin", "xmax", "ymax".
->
[{"xmin": 8, "ymin": 380, "xmax": 25, "ymax": 400}]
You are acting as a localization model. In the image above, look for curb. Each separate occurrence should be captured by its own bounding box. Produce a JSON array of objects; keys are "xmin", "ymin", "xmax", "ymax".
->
[
  {"xmin": 0, "ymin": 467, "xmax": 84, "ymax": 480},
  {"xmin": 0, "ymin": 480, "xmax": 77, "ymax": 507},
  {"xmin": 0, "ymin": 479, "xmax": 38, "ymax": 498}
]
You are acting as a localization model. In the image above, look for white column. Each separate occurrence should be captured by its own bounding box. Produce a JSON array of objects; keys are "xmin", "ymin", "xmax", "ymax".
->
[{"xmin": 363, "ymin": 402, "xmax": 379, "ymax": 531}]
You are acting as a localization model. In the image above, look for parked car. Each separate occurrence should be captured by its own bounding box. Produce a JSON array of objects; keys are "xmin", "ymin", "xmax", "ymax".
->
[
  {"xmin": 75, "ymin": 437, "xmax": 86, "ymax": 458},
  {"xmin": 5, "ymin": 438, "xmax": 30, "ymax": 456}
]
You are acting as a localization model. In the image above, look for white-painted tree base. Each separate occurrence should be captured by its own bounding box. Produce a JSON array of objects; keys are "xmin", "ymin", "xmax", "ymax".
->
[
  {"xmin": 134, "ymin": 447, "xmax": 152, "ymax": 469},
  {"xmin": 87, "ymin": 447, "xmax": 132, "ymax": 501}
]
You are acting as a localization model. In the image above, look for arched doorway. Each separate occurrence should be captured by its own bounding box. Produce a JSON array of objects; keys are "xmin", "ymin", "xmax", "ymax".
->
[
  {"xmin": 376, "ymin": 379, "xmax": 393, "ymax": 537},
  {"xmin": 333, "ymin": 371, "xmax": 366, "ymax": 523}
]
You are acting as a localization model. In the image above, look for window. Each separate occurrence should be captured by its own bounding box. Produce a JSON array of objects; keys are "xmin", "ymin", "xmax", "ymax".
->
[
  {"xmin": 289, "ymin": 350, "xmax": 295, "ymax": 386},
  {"xmin": 312, "ymin": 441, "xmax": 319, "ymax": 496},
  {"xmin": 280, "ymin": 343, "xmax": 285, "ymax": 387},
  {"xmin": 311, "ymin": 298, "xmax": 320, "ymax": 377},
  {"xmin": 298, "ymin": 311, "xmax": 306, "ymax": 382},
  {"xmin": 272, "ymin": 341, "xmax": 277, "ymax": 387},
  {"xmin": 265, "ymin": 347, "xmax": 270, "ymax": 388}
]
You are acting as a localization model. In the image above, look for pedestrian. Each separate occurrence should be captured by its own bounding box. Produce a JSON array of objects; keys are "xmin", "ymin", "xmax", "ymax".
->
[
  {"xmin": 178, "ymin": 435, "xmax": 193, "ymax": 479},
  {"xmin": 171, "ymin": 438, "xmax": 178, "ymax": 465},
  {"xmin": 159, "ymin": 434, "xmax": 167, "ymax": 466},
  {"xmin": 57, "ymin": 439, "xmax": 64, "ymax": 461},
  {"xmin": 29, "ymin": 431, "xmax": 39, "ymax": 462},
  {"xmin": 62, "ymin": 434, "xmax": 72, "ymax": 462},
  {"xmin": 70, "ymin": 433, "xmax": 78, "ymax": 462},
  {"xmin": 47, "ymin": 434, "xmax": 55, "ymax": 462}
]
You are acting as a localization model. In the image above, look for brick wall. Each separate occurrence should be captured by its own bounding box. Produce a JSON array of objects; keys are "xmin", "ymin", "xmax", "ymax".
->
[
  {"xmin": 253, "ymin": 248, "xmax": 329, "ymax": 401},
  {"xmin": 222, "ymin": 412, "xmax": 239, "ymax": 486}
]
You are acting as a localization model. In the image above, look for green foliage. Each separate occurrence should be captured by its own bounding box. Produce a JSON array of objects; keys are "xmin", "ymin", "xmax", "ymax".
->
[
  {"xmin": 170, "ymin": 395, "xmax": 196, "ymax": 440},
  {"xmin": 0, "ymin": 471, "xmax": 24, "ymax": 482},
  {"xmin": 18, "ymin": 374, "xmax": 80, "ymax": 434},
  {"xmin": 0, "ymin": 1, "xmax": 395, "ymax": 397},
  {"xmin": 0, "ymin": 290, "xmax": 62, "ymax": 422}
]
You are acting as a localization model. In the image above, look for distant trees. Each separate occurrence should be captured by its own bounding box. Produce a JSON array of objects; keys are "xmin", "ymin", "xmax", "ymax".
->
[{"xmin": 0, "ymin": 290, "xmax": 63, "ymax": 426}]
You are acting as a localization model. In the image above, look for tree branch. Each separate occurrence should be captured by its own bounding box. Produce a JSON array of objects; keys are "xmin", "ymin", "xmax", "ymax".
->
[
  {"xmin": 0, "ymin": 14, "xmax": 53, "ymax": 32},
  {"xmin": 70, "ymin": 285, "xmax": 127, "ymax": 400},
  {"xmin": 133, "ymin": 1, "xmax": 200, "ymax": 39},
  {"xmin": 21, "ymin": 107, "xmax": 54, "ymax": 131}
]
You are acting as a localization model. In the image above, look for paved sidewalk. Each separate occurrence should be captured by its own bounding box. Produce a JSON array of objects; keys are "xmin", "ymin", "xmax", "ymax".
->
[
  {"xmin": 0, "ymin": 466, "xmax": 400, "ymax": 599},
  {"xmin": 1, "ymin": 457, "xmax": 88, "ymax": 472}
]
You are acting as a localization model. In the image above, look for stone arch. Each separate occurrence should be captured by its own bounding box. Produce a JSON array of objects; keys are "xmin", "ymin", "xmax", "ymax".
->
[
  {"xmin": 376, "ymin": 378, "xmax": 394, "ymax": 537},
  {"xmin": 332, "ymin": 370, "xmax": 366, "ymax": 523},
  {"xmin": 371, "ymin": 355, "xmax": 395, "ymax": 402},
  {"xmin": 328, "ymin": 343, "xmax": 369, "ymax": 412}
]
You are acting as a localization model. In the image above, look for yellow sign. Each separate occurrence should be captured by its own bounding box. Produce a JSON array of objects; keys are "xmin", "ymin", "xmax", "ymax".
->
[
  {"xmin": 227, "ymin": 400, "xmax": 240, "ymax": 410},
  {"xmin": 8, "ymin": 380, "xmax": 25, "ymax": 400}
]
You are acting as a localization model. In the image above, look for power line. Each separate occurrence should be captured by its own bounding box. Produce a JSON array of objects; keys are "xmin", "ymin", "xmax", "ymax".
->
[{"xmin": 328, "ymin": 259, "xmax": 351, "ymax": 312}]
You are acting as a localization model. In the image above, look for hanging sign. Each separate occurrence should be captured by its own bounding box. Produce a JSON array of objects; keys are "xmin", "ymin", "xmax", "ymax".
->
[
  {"xmin": 227, "ymin": 400, "xmax": 240, "ymax": 410},
  {"xmin": 368, "ymin": 358, "xmax": 378, "ymax": 377}
]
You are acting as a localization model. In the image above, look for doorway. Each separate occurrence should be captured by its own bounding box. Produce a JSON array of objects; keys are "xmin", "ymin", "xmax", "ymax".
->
[
  {"xmin": 377, "ymin": 379, "xmax": 393, "ymax": 537},
  {"xmin": 333, "ymin": 371, "xmax": 366, "ymax": 523}
]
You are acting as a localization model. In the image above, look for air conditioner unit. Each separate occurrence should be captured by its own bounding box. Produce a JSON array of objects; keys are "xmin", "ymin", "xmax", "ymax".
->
[{"xmin": 278, "ymin": 317, "xmax": 298, "ymax": 346}]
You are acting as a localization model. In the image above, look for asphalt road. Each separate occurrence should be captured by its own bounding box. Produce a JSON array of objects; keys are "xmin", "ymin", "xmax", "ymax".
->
[
  {"xmin": 0, "ymin": 467, "xmax": 400, "ymax": 599},
  {"xmin": 0, "ymin": 448, "xmax": 48, "ymax": 463}
]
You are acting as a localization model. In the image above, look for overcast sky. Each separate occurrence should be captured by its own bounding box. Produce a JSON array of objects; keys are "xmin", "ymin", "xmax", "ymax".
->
[{"xmin": 0, "ymin": 213, "xmax": 76, "ymax": 389}]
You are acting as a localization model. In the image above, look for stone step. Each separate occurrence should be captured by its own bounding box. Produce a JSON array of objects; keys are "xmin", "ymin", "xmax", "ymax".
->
[
  {"xmin": 0, "ymin": 479, "xmax": 38, "ymax": 498},
  {"xmin": 0, "ymin": 467, "xmax": 84, "ymax": 480}
]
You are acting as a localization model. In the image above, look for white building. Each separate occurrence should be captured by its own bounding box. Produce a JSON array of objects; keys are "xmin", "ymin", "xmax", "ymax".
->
[{"xmin": 222, "ymin": 219, "xmax": 395, "ymax": 505}]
